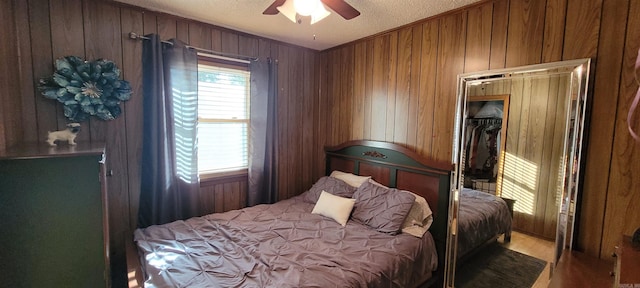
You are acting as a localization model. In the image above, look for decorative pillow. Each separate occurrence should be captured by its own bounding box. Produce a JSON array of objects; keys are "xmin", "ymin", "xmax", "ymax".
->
[
  {"xmin": 311, "ymin": 191, "xmax": 356, "ymax": 227},
  {"xmin": 352, "ymin": 181, "xmax": 416, "ymax": 234},
  {"xmin": 300, "ymin": 176, "xmax": 356, "ymax": 204},
  {"xmin": 330, "ymin": 170, "xmax": 371, "ymax": 188},
  {"xmin": 401, "ymin": 191, "xmax": 434, "ymax": 238},
  {"xmin": 365, "ymin": 180, "xmax": 433, "ymax": 237},
  {"xmin": 368, "ymin": 178, "xmax": 388, "ymax": 188}
]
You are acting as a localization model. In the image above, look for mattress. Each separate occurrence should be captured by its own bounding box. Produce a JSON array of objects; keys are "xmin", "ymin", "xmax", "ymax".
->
[
  {"xmin": 457, "ymin": 188, "xmax": 512, "ymax": 258},
  {"xmin": 134, "ymin": 194, "xmax": 438, "ymax": 287}
]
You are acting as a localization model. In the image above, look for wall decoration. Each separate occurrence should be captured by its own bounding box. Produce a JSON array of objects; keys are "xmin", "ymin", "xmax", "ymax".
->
[
  {"xmin": 46, "ymin": 123, "xmax": 81, "ymax": 146},
  {"xmin": 38, "ymin": 56, "xmax": 132, "ymax": 122}
]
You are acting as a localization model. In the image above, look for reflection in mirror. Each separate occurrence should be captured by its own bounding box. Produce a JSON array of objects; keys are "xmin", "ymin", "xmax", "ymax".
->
[{"xmin": 446, "ymin": 59, "xmax": 591, "ymax": 288}]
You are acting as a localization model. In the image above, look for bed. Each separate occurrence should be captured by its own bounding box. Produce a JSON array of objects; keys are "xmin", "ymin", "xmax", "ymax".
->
[
  {"xmin": 134, "ymin": 140, "xmax": 452, "ymax": 287},
  {"xmin": 456, "ymin": 187, "xmax": 513, "ymax": 260}
]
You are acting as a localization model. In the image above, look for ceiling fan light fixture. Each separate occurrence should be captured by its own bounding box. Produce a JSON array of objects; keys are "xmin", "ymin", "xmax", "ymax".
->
[
  {"xmin": 276, "ymin": 0, "xmax": 331, "ymax": 24},
  {"xmin": 276, "ymin": 0, "xmax": 298, "ymax": 23},
  {"xmin": 310, "ymin": 4, "xmax": 331, "ymax": 24},
  {"xmin": 293, "ymin": 0, "xmax": 321, "ymax": 16},
  {"xmin": 264, "ymin": 0, "xmax": 359, "ymax": 23}
]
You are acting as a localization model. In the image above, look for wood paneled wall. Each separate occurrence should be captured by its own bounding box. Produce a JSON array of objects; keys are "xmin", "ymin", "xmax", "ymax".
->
[
  {"xmin": 0, "ymin": 0, "xmax": 22, "ymax": 151},
  {"xmin": 319, "ymin": 0, "xmax": 640, "ymax": 259},
  {"xmin": 601, "ymin": 0, "xmax": 640, "ymax": 261},
  {"xmin": 2, "ymin": 0, "xmax": 320, "ymax": 283}
]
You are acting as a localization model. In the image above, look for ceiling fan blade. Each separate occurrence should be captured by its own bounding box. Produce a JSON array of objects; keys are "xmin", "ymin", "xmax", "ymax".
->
[
  {"xmin": 321, "ymin": 0, "xmax": 360, "ymax": 20},
  {"xmin": 263, "ymin": 0, "xmax": 287, "ymax": 15}
]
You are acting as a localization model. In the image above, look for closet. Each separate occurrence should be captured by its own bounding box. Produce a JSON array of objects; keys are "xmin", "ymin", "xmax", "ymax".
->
[{"xmin": 463, "ymin": 94, "xmax": 509, "ymax": 195}]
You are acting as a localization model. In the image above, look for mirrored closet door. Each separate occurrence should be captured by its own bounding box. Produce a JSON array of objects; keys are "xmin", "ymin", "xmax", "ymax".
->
[{"xmin": 445, "ymin": 59, "xmax": 591, "ymax": 288}]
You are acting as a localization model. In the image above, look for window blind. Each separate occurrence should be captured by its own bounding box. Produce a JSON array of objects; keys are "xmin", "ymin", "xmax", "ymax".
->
[{"xmin": 197, "ymin": 63, "xmax": 250, "ymax": 174}]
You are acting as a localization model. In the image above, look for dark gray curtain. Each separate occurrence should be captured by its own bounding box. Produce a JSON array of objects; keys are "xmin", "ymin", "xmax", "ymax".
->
[
  {"xmin": 138, "ymin": 34, "xmax": 200, "ymax": 228},
  {"xmin": 248, "ymin": 58, "xmax": 279, "ymax": 206}
]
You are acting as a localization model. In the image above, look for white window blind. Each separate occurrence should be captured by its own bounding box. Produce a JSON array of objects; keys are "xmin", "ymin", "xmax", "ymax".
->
[{"xmin": 197, "ymin": 62, "xmax": 250, "ymax": 174}]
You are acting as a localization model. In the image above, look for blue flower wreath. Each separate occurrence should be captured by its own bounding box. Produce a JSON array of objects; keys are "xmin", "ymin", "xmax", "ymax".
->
[{"xmin": 38, "ymin": 56, "xmax": 132, "ymax": 122}]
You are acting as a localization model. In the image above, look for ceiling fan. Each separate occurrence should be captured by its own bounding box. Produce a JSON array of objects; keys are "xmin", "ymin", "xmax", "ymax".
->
[{"xmin": 263, "ymin": 0, "xmax": 360, "ymax": 24}]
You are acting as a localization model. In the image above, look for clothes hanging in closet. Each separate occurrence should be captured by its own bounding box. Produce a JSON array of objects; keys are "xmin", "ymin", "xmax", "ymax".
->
[{"xmin": 464, "ymin": 119, "xmax": 502, "ymax": 180}]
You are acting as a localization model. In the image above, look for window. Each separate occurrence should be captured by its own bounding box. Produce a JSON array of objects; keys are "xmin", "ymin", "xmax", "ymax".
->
[{"xmin": 197, "ymin": 58, "xmax": 250, "ymax": 175}]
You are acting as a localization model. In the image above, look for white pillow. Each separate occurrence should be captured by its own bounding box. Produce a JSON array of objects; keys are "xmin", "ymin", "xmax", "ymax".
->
[
  {"xmin": 330, "ymin": 170, "xmax": 371, "ymax": 188},
  {"xmin": 311, "ymin": 190, "xmax": 356, "ymax": 226},
  {"xmin": 401, "ymin": 191, "xmax": 434, "ymax": 238}
]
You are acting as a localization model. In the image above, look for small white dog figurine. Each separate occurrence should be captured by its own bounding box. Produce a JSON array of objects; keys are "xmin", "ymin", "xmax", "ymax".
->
[{"xmin": 46, "ymin": 123, "xmax": 81, "ymax": 146}]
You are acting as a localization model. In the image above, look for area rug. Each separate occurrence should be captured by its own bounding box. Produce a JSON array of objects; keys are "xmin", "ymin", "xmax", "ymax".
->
[{"xmin": 455, "ymin": 243, "xmax": 547, "ymax": 288}]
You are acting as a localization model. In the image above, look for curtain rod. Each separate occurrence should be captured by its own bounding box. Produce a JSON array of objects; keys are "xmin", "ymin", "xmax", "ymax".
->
[{"xmin": 128, "ymin": 32, "xmax": 258, "ymax": 63}]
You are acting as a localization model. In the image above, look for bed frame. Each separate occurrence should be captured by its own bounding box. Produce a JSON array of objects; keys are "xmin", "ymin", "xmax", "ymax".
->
[{"xmin": 325, "ymin": 140, "xmax": 453, "ymax": 287}]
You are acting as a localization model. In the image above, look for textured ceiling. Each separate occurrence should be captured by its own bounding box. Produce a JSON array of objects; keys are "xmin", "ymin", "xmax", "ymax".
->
[{"xmin": 116, "ymin": 0, "xmax": 482, "ymax": 51}]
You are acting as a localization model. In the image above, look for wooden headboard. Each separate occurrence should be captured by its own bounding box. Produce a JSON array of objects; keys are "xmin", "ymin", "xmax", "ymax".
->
[{"xmin": 325, "ymin": 140, "xmax": 453, "ymax": 267}]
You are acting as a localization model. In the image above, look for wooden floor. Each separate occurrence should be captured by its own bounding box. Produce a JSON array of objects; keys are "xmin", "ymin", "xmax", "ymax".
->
[
  {"xmin": 498, "ymin": 230, "xmax": 556, "ymax": 288},
  {"xmin": 126, "ymin": 235, "xmax": 144, "ymax": 288}
]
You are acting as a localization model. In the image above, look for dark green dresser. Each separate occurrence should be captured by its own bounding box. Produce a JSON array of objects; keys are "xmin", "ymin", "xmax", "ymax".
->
[{"xmin": 0, "ymin": 143, "xmax": 110, "ymax": 287}]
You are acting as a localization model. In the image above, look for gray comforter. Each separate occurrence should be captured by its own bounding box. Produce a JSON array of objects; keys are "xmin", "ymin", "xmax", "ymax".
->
[
  {"xmin": 457, "ymin": 188, "xmax": 512, "ymax": 258},
  {"xmin": 134, "ymin": 194, "xmax": 438, "ymax": 288}
]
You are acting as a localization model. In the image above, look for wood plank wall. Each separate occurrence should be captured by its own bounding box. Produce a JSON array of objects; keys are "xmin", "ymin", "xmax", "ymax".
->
[
  {"xmin": 602, "ymin": 0, "xmax": 640, "ymax": 261},
  {"xmin": 319, "ymin": 0, "xmax": 640, "ymax": 259},
  {"xmin": 2, "ymin": 0, "xmax": 320, "ymax": 283},
  {"xmin": 0, "ymin": 0, "xmax": 22, "ymax": 151}
]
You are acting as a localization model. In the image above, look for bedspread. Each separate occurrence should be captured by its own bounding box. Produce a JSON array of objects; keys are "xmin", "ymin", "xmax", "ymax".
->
[
  {"xmin": 134, "ymin": 195, "xmax": 438, "ymax": 288},
  {"xmin": 457, "ymin": 188, "xmax": 512, "ymax": 258}
]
